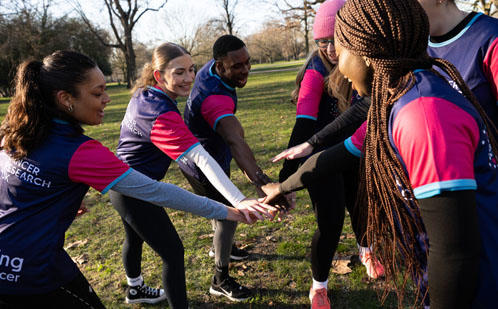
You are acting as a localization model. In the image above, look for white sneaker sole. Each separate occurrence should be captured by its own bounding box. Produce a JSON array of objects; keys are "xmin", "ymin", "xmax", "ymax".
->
[
  {"xmin": 208, "ymin": 250, "xmax": 248, "ymax": 261},
  {"xmin": 209, "ymin": 286, "xmax": 250, "ymax": 302},
  {"xmin": 125, "ymin": 294, "xmax": 167, "ymax": 304}
]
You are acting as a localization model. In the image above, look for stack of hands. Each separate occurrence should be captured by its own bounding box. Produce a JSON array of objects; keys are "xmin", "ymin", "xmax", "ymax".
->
[{"xmin": 227, "ymin": 143, "xmax": 311, "ymax": 224}]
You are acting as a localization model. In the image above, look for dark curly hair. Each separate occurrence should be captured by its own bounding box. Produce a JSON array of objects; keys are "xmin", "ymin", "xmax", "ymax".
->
[{"xmin": 0, "ymin": 50, "xmax": 97, "ymax": 159}]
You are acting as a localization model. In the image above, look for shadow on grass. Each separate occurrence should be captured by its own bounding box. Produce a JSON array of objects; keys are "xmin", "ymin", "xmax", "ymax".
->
[
  {"xmin": 189, "ymin": 288, "xmax": 401, "ymax": 308},
  {"xmin": 248, "ymin": 253, "xmax": 306, "ymax": 262}
]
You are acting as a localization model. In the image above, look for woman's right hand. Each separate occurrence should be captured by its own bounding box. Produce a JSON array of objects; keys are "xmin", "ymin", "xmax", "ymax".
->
[
  {"xmin": 272, "ymin": 142, "xmax": 313, "ymax": 162},
  {"xmin": 235, "ymin": 198, "xmax": 279, "ymax": 223}
]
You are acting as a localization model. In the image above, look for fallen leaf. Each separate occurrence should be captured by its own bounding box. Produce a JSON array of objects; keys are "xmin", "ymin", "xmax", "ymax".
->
[
  {"xmin": 237, "ymin": 270, "xmax": 245, "ymax": 276},
  {"xmin": 73, "ymin": 254, "xmax": 89, "ymax": 265},
  {"xmin": 198, "ymin": 233, "xmax": 214, "ymax": 240},
  {"xmin": 266, "ymin": 235, "xmax": 278, "ymax": 242},
  {"xmin": 64, "ymin": 239, "xmax": 88, "ymax": 250},
  {"xmin": 331, "ymin": 256, "xmax": 352, "ymax": 275}
]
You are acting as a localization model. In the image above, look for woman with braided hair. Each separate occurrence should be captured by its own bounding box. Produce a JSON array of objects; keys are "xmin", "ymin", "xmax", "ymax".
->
[
  {"xmin": 333, "ymin": 0, "xmax": 497, "ymax": 307},
  {"xmin": 273, "ymin": 1, "xmax": 384, "ymax": 307}
]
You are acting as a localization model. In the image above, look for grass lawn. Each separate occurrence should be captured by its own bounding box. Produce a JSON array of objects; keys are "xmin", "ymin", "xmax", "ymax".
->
[{"xmin": 0, "ymin": 64, "xmax": 415, "ymax": 308}]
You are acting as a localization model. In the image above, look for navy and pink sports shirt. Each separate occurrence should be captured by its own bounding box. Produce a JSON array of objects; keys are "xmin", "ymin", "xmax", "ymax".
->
[
  {"xmin": 0, "ymin": 120, "xmax": 130, "ymax": 294},
  {"xmin": 180, "ymin": 59, "xmax": 238, "ymax": 179},
  {"xmin": 116, "ymin": 86, "xmax": 200, "ymax": 180},
  {"xmin": 427, "ymin": 12, "xmax": 498, "ymax": 125},
  {"xmin": 296, "ymin": 54, "xmax": 340, "ymax": 128},
  {"xmin": 345, "ymin": 70, "xmax": 498, "ymax": 303}
]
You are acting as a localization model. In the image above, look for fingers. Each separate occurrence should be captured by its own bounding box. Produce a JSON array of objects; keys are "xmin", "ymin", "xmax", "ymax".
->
[
  {"xmin": 240, "ymin": 209, "xmax": 255, "ymax": 224},
  {"xmin": 250, "ymin": 204, "xmax": 277, "ymax": 219},
  {"xmin": 271, "ymin": 149, "xmax": 291, "ymax": 162}
]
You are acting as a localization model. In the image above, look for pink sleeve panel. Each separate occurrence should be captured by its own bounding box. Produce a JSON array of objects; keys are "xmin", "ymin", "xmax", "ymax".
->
[
  {"xmin": 483, "ymin": 37, "xmax": 498, "ymax": 102},
  {"xmin": 296, "ymin": 69, "xmax": 324, "ymax": 120},
  {"xmin": 200, "ymin": 95, "xmax": 235, "ymax": 130},
  {"xmin": 392, "ymin": 97, "xmax": 479, "ymax": 198},
  {"xmin": 69, "ymin": 140, "xmax": 131, "ymax": 193},
  {"xmin": 344, "ymin": 121, "xmax": 366, "ymax": 157},
  {"xmin": 150, "ymin": 111, "xmax": 200, "ymax": 161},
  {"xmin": 351, "ymin": 121, "xmax": 367, "ymax": 151}
]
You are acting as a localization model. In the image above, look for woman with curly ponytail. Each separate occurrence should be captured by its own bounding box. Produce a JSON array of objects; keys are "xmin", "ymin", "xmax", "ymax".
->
[
  {"xmin": 333, "ymin": 0, "xmax": 498, "ymax": 307},
  {"xmin": 0, "ymin": 50, "xmax": 254, "ymax": 308}
]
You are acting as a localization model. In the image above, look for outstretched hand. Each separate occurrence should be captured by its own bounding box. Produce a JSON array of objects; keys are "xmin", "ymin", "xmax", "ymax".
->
[
  {"xmin": 235, "ymin": 198, "xmax": 279, "ymax": 223},
  {"xmin": 272, "ymin": 142, "xmax": 313, "ymax": 162},
  {"xmin": 260, "ymin": 183, "xmax": 296, "ymax": 214}
]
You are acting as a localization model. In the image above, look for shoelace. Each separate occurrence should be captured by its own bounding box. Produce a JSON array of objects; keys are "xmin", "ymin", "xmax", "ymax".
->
[
  {"xmin": 138, "ymin": 285, "xmax": 160, "ymax": 296},
  {"xmin": 314, "ymin": 289, "xmax": 328, "ymax": 306}
]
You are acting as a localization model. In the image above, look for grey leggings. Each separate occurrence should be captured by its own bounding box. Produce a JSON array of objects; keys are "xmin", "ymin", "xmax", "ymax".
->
[{"xmin": 181, "ymin": 171, "xmax": 236, "ymax": 269}]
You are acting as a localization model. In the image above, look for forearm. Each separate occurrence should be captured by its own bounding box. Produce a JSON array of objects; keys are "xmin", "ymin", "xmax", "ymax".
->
[
  {"xmin": 279, "ymin": 118, "xmax": 317, "ymax": 182},
  {"xmin": 229, "ymin": 140, "xmax": 268, "ymax": 187},
  {"xmin": 308, "ymin": 97, "xmax": 370, "ymax": 148},
  {"xmin": 185, "ymin": 144, "xmax": 245, "ymax": 206},
  {"xmin": 280, "ymin": 142, "xmax": 358, "ymax": 193},
  {"xmin": 111, "ymin": 169, "xmax": 228, "ymax": 219},
  {"xmin": 418, "ymin": 190, "xmax": 480, "ymax": 308}
]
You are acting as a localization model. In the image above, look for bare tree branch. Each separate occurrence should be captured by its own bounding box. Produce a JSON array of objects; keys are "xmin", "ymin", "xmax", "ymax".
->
[{"xmin": 72, "ymin": 0, "xmax": 166, "ymax": 87}]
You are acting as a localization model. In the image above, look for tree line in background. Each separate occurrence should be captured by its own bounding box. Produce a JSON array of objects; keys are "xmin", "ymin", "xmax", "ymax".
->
[
  {"xmin": 0, "ymin": 1, "xmax": 112, "ymax": 96},
  {"xmin": 0, "ymin": 0, "xmax": 496, "ymax": 97}
]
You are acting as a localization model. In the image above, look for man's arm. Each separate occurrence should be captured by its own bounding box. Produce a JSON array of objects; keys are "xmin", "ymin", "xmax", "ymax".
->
[{"xmin": 216, "ymin": 116, "xmax": 270, "ymax": 195}]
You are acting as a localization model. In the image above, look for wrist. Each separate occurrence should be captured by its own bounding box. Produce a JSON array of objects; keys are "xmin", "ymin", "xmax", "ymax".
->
[{"xmin": 253, "ymin": 170, "xmax": 271, "ymax": 187}]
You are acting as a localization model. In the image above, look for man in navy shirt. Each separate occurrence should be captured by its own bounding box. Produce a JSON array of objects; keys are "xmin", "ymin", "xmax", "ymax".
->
[{"xmin": 179, "ymin": 35, "xmax": 274, "ymax": 301}]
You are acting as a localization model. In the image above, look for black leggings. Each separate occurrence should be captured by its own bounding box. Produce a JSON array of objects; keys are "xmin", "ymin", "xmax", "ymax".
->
[
  {"xmin": 308, "ymin": 163, "xmax": 360, "ymax": 281},
  {"xmin": 109, "ymin": 191, "xmax": 187, "ymax": 309},
  {"xmin": 418, "ymin": 191, "xmax": 480, "ymax": 309},
  {"xmin": 0, "ymin": 270, "xmax": 105, "ymax": 308},
  {"xmin": 280, "ymin": 143, "xmax": 365, "ymax": 281}
]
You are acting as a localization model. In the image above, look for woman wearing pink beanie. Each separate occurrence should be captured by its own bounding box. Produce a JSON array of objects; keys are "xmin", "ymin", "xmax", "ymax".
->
[{"xmin": 273, "ymin": 0, "xmax": 383, "ymax": 308}]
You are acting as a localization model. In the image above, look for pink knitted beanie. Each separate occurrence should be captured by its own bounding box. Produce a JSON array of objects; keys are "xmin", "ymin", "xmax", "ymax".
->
[{"xmin": 313, "ymin": 0, "xmax": 346, "ymax": 40}]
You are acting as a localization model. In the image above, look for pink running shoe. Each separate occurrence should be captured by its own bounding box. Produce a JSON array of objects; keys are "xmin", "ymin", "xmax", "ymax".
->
[
  {"xmin": 360, "ymin": 251, "xmax": 385, "ymax": 279},
  {"xmin": 309, "ymin": 288, "xmax": 330, "ymax": 309}
]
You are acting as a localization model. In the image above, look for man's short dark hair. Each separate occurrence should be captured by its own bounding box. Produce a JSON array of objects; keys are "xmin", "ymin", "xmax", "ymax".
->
[{"xmin": 213, "ymin": 35, "xmax": 246, "ymax": 60}]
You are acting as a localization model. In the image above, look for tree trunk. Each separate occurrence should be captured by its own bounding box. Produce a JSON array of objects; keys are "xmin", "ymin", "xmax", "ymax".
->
[
  {"xmin": 124, "ymin": 31, "xmax": 136, "ymax": 88},
  {"xmin": 304, "ymin": 8, "xmax": 310, "ymax": 55}
]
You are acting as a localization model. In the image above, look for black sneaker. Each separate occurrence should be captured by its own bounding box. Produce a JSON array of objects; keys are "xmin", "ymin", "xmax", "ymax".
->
[
  {"xmin": 125, "ymin": 283, "xmax": 167, "ymax": 304},
  {"xmin": 208, "ymin": 244, "xmax": 249, "ymax": 261},
  {"xmin": 209, "ymin": 275, "xmax": 252, "ymax": 301}
]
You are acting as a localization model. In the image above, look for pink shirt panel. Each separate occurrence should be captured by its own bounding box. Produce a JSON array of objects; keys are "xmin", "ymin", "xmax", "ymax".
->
[
  {"xmin": 68, "ymin": 140, "xmax": 130, "ymax": 192},
  {"xmin": 483, "ymin": 37, "xmax": 498, "ymax": 102},
  {"xmin": 151, "ymin": 111, "xmax": 200, "ymax": 161},
  {"xmin": 392, "ymin": 97, "xmax": 479, "ymax": 190},
  {"xmin": 296, "ymin": 69, "xmax": 324, "ymax": 119},
  {"xmin": 351, "ymin": 121, "xmax": 367, "ymax": 151},
  {"xmin": 201, "ymin": 95, "xmax": 235, "ymax": 129}
]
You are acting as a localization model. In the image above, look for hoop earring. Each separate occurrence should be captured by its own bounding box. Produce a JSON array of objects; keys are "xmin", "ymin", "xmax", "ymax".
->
[{"xmin": 67, "ymin": 105, "xmax": 74, "ymax": 112}]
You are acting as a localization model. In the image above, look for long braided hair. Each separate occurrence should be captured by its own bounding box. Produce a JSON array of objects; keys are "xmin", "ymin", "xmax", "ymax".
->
[{"xmin": 335, "ymin": 0, "xmax": 498, "ymax": 305}]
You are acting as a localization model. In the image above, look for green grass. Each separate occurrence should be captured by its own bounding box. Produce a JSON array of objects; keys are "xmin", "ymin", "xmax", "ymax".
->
[
  {"xmin": 0, "ymin": 63, "xmax": 415, "ymax": 308},
  {"xmin": 250, "ymin": 59, "xmax": 305, "ymax": 72}
]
